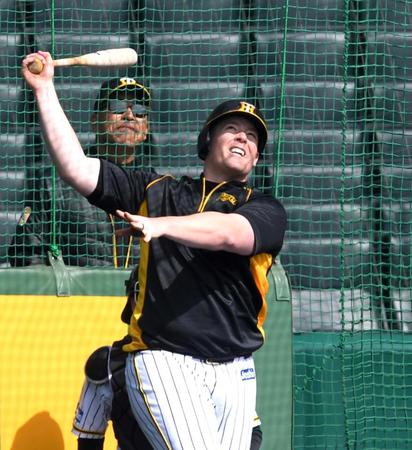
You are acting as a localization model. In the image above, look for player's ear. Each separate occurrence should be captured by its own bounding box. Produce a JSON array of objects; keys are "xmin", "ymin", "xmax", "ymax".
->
[
  {"xmin": 205, "ymin": 130, "xmax": 213, "ymax": 156},
  {"xmin": 205, "ymin": 130, "xmax": 211, "ymax": 149},
  {"xmin": 253, "ymin": 152, "xmax": 259, "ymax": 167},
  {"xmin": 144, "ymin": 115, "xmax": 149, "ymax": 132}
]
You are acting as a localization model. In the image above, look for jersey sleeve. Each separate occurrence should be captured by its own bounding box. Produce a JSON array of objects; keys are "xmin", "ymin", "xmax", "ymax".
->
[
  {"xmin": 87, "ymin": 159, "xmax": 159, "ymax": 215},
  {"xmin": 235, "ymin": 193, "xmax": 287, "ymax": 256}
]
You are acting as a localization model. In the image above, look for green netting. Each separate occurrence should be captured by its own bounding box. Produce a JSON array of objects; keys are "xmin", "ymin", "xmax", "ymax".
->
[{"xmin": 0, "ymin": 0, "xmax": 411, "ymax": 448}]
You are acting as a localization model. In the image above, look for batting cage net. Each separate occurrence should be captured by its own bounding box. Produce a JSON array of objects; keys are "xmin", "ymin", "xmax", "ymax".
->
[{"xmin": 0, "ymin": 1, "xmax": 411, "ymax": 449}]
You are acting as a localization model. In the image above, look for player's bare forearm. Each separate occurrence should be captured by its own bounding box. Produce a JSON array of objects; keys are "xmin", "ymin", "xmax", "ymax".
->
[
  {"xmin": 35, "ymin": 85, "xmax": 100, "ymax": 196},
  {"xmin": 22, "ymin": 51, "xmax": 100, "ymax": 197},
  {"xmin": 116, "ymin": 210, "xmax": 255, "ymax": 255}
]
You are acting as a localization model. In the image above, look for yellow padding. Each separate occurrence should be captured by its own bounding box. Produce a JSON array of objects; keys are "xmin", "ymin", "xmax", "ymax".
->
[{"xmin": 0, "ymin": 295, "xmax": 127, "ymax": 450}]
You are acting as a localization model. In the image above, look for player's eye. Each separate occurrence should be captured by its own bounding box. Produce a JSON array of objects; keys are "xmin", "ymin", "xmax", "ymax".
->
[
  {"xmin": 108, "ymin": 99, "xmax": 148, "ymax": 116},
  {"xmin": 247, "ymin": 131, "xmax": 258, "ymax": 141}
]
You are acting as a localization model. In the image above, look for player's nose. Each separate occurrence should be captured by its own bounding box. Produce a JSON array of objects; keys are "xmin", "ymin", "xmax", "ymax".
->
[
  {"xmin": 122, "ymin": 106, "xmax": 135, "ymax": 120},
  {"xmin": 235, "ymin": 130, "xmax": 248, "ymax": 142}
]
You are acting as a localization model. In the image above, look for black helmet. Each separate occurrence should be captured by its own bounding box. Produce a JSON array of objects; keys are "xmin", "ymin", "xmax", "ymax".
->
[
  {"xmin": 94, "ymin": 77, "xmax": 151, "ymax": 113},
  {"xmin": 197, "ymin": 100, "xmax": 268, "ymax": 160}
]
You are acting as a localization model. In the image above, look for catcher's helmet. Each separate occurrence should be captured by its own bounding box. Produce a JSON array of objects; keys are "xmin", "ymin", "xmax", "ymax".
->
[{"xmin": 197, "ymin": 100, "xmax": 268, "ymax": 160}]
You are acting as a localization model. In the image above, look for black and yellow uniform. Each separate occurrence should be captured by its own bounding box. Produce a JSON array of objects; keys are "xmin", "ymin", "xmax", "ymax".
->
[{"xmin": 88, "ymin": 159, "xmax": 287, "ymax": 360}]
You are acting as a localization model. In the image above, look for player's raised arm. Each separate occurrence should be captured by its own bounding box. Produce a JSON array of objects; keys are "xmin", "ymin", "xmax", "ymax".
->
[{"xmin": 21, "ymin": 51, "xmax": 100, "ymax": 197}]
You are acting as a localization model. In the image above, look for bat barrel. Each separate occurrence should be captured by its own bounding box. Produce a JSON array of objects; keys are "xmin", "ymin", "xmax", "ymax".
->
[{"xmin": 27, "ymin": 48, "xmax": 138, "ymax": 73}]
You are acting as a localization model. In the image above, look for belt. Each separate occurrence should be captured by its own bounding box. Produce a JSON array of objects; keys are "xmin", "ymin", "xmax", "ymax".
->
[
  {"xmin": 200, "ymin": 354, "xmax": 251, "ymax": 365},
  {"xmin": 202, "ymin": 357, "xmax": 235, "ymax": 365}
]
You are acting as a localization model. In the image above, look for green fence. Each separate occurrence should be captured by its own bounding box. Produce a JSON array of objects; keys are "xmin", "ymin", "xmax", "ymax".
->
[{"xmin": 0, "ymin": 1, "xmax": 411, "ymax": 448}]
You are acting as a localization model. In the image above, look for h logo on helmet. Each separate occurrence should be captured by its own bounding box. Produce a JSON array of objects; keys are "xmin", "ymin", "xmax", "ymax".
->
[
  {"xmin": 239, "ymin": 102, "xmax": 256, "ymax": 115},
  {"xmin": 118, "ymin": 77, "xmax": 138, "ymax": 87}
]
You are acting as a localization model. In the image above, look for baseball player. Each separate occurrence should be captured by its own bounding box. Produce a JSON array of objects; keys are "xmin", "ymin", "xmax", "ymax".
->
[
  {"xmin": 22, "ymin": 51, "xmax": 286, "ymax": 449},
  {"xmin": 8, "ymin": 76, "xmax": 151, "ymax": 268},
  {"xmin": 72, "ymin": 270, "xmax": 264, "ymax": 450}
]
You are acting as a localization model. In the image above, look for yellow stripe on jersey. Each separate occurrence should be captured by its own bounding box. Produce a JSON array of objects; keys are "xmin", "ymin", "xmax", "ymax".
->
[
  {"xmin": 249, "ymin": 252, "xmax": 273, "ymax": 340},
  {"xmin": 125, "ymin": 175, "xmax": 176, "ymax": 352},
  {"xmin": 124, "ymin": 199, "xmax": 150, "ymax": 352}
]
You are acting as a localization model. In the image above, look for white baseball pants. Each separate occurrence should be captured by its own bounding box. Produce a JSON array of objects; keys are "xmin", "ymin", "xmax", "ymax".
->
[{"xmin": 125, "ymin": 349, "xmax": 257, "ymax": 450}]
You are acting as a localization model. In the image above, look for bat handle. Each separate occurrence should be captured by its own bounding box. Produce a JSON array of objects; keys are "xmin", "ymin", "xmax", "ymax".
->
[{"xmin": 28, "ymin": 57, "xmax": 44, "ymax": 74}]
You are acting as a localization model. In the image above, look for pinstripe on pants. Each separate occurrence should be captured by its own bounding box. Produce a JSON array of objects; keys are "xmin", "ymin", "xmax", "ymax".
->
[
  {"xmin": 125, "ymin": 350, "xmax": 256, "ymax": 450},
  {"xmin": 72, "ymin": 379, "xmax": 113, "ymax": 439}
]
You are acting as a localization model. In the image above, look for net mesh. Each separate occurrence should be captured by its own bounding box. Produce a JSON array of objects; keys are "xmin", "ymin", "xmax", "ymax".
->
[{"xmin": 0, "ymin": 0, "xmax": 411, "ymax": 448}]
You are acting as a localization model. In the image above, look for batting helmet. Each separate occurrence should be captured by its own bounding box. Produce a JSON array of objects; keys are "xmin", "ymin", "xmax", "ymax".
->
[{"xmin": 197, "ymin": 100, "xmax": 268, "ymax": 160}]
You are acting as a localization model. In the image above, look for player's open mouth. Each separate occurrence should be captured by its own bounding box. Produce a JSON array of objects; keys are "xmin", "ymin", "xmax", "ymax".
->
[{"xmin": 230, "ymin": 147, "xmax": 245, "ymax": 157}]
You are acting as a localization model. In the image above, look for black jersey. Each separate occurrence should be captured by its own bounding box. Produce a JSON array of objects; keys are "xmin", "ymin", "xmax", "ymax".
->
[{"xmin": 88, "ymin": 159, "xmax": 287, "ymax": 359}]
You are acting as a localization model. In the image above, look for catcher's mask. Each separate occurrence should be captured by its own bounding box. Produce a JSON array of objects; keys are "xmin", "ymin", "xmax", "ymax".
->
[{"xmin": 197, "ymin": 99, "xmax": 268, "ymax": 160}]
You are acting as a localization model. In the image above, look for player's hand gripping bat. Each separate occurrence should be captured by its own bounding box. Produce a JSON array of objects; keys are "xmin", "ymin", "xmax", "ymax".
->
[{"xmin": 28, "ymin": 48, "xmax": 138, "ymax": 74}]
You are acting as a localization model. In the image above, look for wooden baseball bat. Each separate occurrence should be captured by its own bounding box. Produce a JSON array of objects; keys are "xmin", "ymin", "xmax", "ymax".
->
[{"xmin": 28, "ymin": 48, "xmax": 138, "ymax": 74}]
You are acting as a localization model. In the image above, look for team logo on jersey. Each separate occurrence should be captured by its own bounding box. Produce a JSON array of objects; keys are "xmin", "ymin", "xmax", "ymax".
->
[
  {"xmin": 240, "ymin": 367, "xmax": 256, "ymax": 381},
  {"xmin": 218, "ymin": 192, "xmax": 238, "ymax": 206}
]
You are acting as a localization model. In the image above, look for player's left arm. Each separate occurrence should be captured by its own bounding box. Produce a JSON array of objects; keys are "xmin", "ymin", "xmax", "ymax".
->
[
  {"xmin": 116, "ymin": 210, "xmax": 254, "ymax": 255},
  {"xmin": 116, "ymin": 196, "xmax": 286, "ymax": 256}
]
